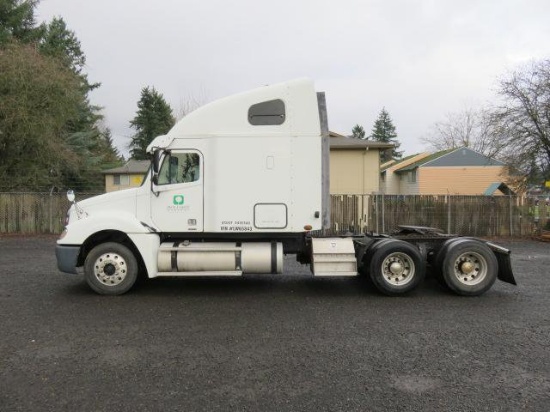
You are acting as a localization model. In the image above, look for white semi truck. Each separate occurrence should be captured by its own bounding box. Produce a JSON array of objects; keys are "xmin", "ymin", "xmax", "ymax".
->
[{"xmin": 56, "ymin": 79, "xmax": 516, "ymax": 296}]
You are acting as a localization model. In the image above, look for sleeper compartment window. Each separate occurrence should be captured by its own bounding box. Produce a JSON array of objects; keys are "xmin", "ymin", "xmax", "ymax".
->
[{"xmin": 248, "ymin": 99, "xmax": 285, "ymax": 125}]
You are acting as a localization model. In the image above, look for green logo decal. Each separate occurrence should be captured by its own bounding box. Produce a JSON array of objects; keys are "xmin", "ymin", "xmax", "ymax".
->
[{"xmin": 173, "ymin": 195, "xmax": 185, "ymax": 205}]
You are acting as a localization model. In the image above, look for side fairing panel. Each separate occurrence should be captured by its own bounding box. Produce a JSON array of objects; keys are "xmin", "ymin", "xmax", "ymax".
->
[{"xmin": 203, "ymin": 136, "xmax": 293, "ymax": 232}]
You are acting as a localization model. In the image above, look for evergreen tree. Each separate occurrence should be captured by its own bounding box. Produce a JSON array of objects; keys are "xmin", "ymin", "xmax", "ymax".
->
[
  {"xmin": 129, "ymin": 87, "xmax": 175, "ymax": 160},
  {"xmin": 0, "ymin": 0, "xmax": 44, "ymax": 45},
  {"xmin": 0, "ymin": 43, "xmax": 83, "ymax": 190},
  {"xmin": 351, "ymin": 124, "xmax": 365, "ymax": 139},
  {"xmin": 370, "ymin": 108, "xmax": 402, "ymax": 162},
  {"xmin": 39, "ymin": 17, "xmax": 100, "ymax": 130},
  {"xmin": 101, "ymin": 128, "xmax": 123, "ymax": 164},
  {"xmin": 0, "ymin": 1, "xmax": 121, "ymax": 191},
  {"xmin": 39, "ymin": 17, "xmax": 85, "ymax": 73},
  {"xmin": 38, "ymin": 16, "xmax": 120, "ymax": 190}
]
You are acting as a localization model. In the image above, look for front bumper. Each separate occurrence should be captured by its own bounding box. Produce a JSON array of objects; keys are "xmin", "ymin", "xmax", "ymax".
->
[{"xmin": 55, "ymin": 245, "xmax": 80, "ymax": 274}]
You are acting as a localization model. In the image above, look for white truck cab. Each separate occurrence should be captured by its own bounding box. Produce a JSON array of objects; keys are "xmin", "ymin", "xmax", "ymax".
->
[{"xmin": 56, "ymin": 79, "xmax": 516, "ymax": 296}]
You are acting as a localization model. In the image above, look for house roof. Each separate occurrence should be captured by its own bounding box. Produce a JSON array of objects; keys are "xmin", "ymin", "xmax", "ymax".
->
[
  {"xmin": 380, "ymin": 160, "xmax": 397, "ymax": 171},
  {"xmin": 484, "ymin": 182, "xmax": 515, "ymax": 196},
  {"xmin": 380, "ymin": 153, "xmax": 425, "ymax": 172},
  {"xmin": 394, "ymin": 149, "xmax": 455, "ymax": 173},
  {"xmin": 426, "ymin": 147, "xmax": 505, "ymax": 167},
  {"xmin": 329, "ymin": 131, "xmax": 347, "ymax": 138},
  {"xmin": 395, "ymin": 147, "xmax": 505, "ymax": 174},
  {"xmin": 329, "ymin": 136, "xmax": 394, "ymax": 150},
  {"xmin": 102, "ymin": 160, "xmax": 150, "ymax": 175}
]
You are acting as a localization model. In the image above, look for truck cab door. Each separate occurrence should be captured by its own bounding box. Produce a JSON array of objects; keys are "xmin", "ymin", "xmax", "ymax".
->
[{"xmin": 150, "ymin": 150, "xmax": 203, "ymax": 233}]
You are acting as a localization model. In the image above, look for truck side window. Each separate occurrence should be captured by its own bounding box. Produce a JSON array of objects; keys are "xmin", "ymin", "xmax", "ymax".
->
[
  {"xmin": 248, "ymin": 99, "xmax": 285, "ymax": 125},
  {"xmin": 157, "ymin": 153, "xmax": 200, "ymax": 185}
]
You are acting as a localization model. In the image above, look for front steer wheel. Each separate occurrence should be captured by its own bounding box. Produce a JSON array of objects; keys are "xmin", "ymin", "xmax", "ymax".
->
[{"xmin": 84, "ymin": 242, "xmax": 138, "ymax": 295}]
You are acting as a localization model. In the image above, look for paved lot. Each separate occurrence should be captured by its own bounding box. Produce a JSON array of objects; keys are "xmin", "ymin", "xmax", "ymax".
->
[{"xmin": 0, "ymin": 236, "xmax": 549, "ymax": 411}]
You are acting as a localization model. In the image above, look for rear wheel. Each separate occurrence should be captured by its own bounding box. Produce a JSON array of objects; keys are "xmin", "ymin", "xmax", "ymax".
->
[
  {"xmin": 367, "ymin": 240, "xmax": 425, "ymax": 296},
  {"xmin": 84, "ymin": 242, "xmax": 138, "ymax": 295},
  {"xmin": 433, "ymin": 238, "xmax": 465, "ymax": 284},
  {"xmin": 440, "ymin": 239, "xmax": 497, "ymax": 296}
]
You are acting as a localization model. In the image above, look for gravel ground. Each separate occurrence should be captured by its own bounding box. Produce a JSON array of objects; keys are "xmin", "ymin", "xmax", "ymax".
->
[{"xmin": 0, "ymin": 236, "xmax": 549, "ymax": 411}]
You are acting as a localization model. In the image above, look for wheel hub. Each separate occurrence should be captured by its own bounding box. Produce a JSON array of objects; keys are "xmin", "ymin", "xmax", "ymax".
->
[
  {"xmin": 453, "ymin": 252, "xmax": 487, "ymax": 286},
  {"xmin": 459, "ymin": 261, "xmax": 474, "ymax": 274},
  {"xmin": 104, "ymin": 263, "xmax": 116, "ymax": 276},
  {"xmin": 94, "ymin": 253, "xmax": 127, "ymax": 286},
  {"xmin": 389, "ymin": 262, "xmax": 404, "ymax": 275},
  {"xmin": 382, "ymin": 252, "xmax": 415, "ymax": 286}
]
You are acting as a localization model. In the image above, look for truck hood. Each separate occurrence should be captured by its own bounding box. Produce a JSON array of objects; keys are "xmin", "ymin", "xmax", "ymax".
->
[{"xmin": 78, "ymin": 188, "xmax": 139, "ymax": 215}]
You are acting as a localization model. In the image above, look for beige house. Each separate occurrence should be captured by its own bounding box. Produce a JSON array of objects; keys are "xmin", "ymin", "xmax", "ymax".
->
[
  {"xmin": 380, "ymin": 153, "xmax": 431, "ymax": 194},
  {"xmin": 384, "ymin": 147, "xmax": 513, "ymax": 195},
  {"xmin": 329, "ymin": 132, "xmax": 394, "ymax": 194},
  {"xmin": 102, "ymin": 160, "xmax": 150, "ymax": 192}
]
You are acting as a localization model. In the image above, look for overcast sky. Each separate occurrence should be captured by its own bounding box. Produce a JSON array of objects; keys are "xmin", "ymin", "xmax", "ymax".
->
[{"xmin": 36, "ymin": 0, "xmax": 550, "ymax": 157}]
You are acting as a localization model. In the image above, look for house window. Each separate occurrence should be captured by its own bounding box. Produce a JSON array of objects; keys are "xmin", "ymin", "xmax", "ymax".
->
[
  {"xmin": 131, "ymin": 175, "xmax": 144, "ymax": 185},
  {"xmin": 404, "ymin": 169, "xmax": 418, "ymax": 183},
  {"xmin": 114, "ymin": 175, "xmax": 129, "ymax": 186}
]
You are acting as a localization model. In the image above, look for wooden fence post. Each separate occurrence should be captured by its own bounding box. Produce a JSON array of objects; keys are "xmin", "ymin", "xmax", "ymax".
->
[{"xmin": 447, "ymin": 195, "xmax": 451, "ymax": 234}]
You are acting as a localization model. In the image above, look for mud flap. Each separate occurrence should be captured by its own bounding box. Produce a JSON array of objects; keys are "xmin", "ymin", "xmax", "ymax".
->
[{"xmin": 486, "ymin": 242, "xmax": 517, "ymax": 285}]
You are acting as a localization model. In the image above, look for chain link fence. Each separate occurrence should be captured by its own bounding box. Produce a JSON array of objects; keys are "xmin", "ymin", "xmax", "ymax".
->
[{"xmin": 0, "ymin": 192, "xmax": 547, "ymax": 237}]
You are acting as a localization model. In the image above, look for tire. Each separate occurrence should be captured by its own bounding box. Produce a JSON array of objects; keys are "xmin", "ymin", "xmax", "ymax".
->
[
  {"xmin": 84, "ymin": 242, "xmax": 138, "ymax": 295},
  {"xmin": 367, "ymin": 239, "xmax": 425, "ymax": 296},
  {"xmin": 359, "ymin": 238, "xmax": 393, "ymax": 277},
  {"xmin": 432, "ymin": 238, "xmax": 466, "ymax": 283},
  {"xmin": 440, "ymin": 239, "xmax": 497, "ymax": 296}
]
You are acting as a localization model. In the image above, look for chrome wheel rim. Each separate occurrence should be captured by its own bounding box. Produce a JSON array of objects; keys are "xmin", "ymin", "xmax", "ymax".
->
[
  {"xmin": 381, "ymin": 252, "xmax": 415, "ymax": 286},
  {"xmin": 453, "ymin": 251, "xmax": 487, "ymax": 285},
  {"xmin": 93, "ymin": 252, "xmax": 128, "ymax": 286}
]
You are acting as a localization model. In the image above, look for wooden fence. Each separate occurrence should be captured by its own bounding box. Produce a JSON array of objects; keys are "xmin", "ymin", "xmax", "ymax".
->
[
  {"xmin": 0, "ymin": 192, "xmax": 100, "ymax": 234},
  {"xmin": 0, "ymin": 192, "xmax": 547, "ymax": 236},
  {"xmin": 329, "ymin": 194, "xmax": 547, "ymax": 237}
]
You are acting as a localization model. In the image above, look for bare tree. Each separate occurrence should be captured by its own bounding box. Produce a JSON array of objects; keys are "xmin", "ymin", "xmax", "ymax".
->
[
  {"xmin": 422, "ymin": 107, "xmax": 502, "ymax": 158},
  {"xmin": 175, "ymin": 89, "xmax": 209, "ymax": 121},
  {"xmin": 491, "ymin": 59, "xmax": 550, "ymax": 183}
]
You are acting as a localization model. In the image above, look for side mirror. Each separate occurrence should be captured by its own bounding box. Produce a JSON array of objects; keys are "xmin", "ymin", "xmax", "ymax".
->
[
  {"xmin": 153, "ymin": 149, "xmax": 161, "ymax": 174},
  {"xmin": 67, "ymin": 190, "xmax": 75, "ymax": 203}
]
